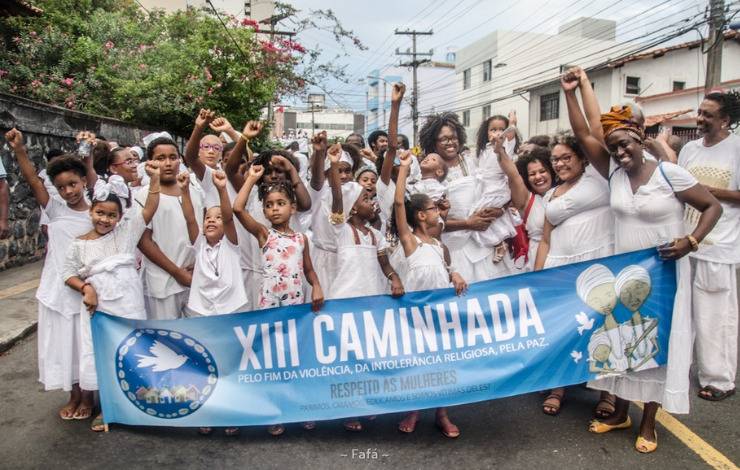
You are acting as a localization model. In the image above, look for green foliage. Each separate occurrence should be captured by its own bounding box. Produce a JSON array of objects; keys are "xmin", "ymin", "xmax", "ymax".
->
[{"xmin": 0, "ymin": 0, "xmax": 316, "ymax": 134}]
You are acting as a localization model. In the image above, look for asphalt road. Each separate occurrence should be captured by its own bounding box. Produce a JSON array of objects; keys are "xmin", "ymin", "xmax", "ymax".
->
[{"xmin": 0, "ymin": 333, "xmax": 737, "ymax": 470}]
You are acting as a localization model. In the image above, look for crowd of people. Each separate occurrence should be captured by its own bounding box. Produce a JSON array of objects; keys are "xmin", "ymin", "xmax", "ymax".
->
[{"xmin": 2, "ymin": 67, "xmax": 738, "ymax": 452}]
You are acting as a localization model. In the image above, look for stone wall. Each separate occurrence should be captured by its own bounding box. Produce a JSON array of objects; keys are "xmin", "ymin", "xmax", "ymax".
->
[{"xmin": 0, "ymin": 92, "xmax": 184, "ymax": 271}]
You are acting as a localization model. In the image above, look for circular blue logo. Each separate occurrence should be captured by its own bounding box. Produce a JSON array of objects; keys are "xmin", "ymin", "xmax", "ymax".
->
[{"xmin": 115, "ymin": 328, "xmax": 218, "ymax": 419}]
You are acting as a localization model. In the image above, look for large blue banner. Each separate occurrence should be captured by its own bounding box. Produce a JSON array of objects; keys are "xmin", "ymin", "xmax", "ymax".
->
[{"xmin": 93, "ymin": 248, "xmax": 676, "ymax": 426}]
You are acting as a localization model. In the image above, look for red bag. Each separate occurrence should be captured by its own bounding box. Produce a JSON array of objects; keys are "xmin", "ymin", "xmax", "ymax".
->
[{"xmin": 512, "ymin": 194, "xmax": 536, "ymax": 268}]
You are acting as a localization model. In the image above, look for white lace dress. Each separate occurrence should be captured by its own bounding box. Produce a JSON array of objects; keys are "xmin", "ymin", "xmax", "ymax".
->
[{"xmin": 588, "ymin": 161, "xmax": 696, "ymax": 414}]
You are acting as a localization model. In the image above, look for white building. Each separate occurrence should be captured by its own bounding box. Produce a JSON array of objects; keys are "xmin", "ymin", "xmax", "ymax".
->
[
  {"xmin": 449, "ymin": 18, "xmax": 645, "ymax": 147},
  {"xmin": 366, "ymin": 62, "xmax": 455, "ymax": 146},
  {"xmin": 277, "ymin": 106, "xmax": 365, "ymax": 141},
  {"xmin": 138, "ymin": 0, "xmax": 274, "ymax": 20},
  {"xmin": 522, "ymin": 29, "xmax": 740, "ymax": 141}
]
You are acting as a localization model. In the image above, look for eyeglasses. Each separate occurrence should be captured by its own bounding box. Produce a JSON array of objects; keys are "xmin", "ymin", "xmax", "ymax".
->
[
  {"xmin": 199, "ymin": 143, "xmax": 224, "ymax": 152},
  {"xmin": 436, "ymin": 136, "xmax": 459, "ymax": 145},
  {"xmin": 110, "ymin": 158, "xmax": 139, "ymax": 167},
  {"xmin": 550, "ymin": 154, "xmax": 575, "ymax": 165},
  {"xmin": 422, "ymin": 205, "xmax": 439, "ymax": 212}
]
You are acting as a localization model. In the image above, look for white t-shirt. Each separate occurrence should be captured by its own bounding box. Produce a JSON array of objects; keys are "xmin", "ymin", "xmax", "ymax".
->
[
  {"xmin": 679, "ymin": 134, "xmax": 740, "ymax": 264},
  {"xmin": 187, "ymin": 235, "xmax": 247, "ymax": 315},
  {"xmin": 135, "ymin": 184, "xmax": 204, "ymax": 298}
]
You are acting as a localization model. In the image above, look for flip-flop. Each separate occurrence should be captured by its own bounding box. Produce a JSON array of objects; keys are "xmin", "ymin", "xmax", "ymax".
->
[
  {"xmin": 698, "ymin": 386, "xmax": 735, "ymax": 402},
  {"xmin": 542, "ymin": 393, "xmax": 564, "ymax": 416},
  {"xmin": 91, "ymin": 414, "xmax": 108, "ymax": 432},
  {"xmin": 59, "ymin": 402, "xmax": 79, "ymax": 421},
  {"xmin": 73, "ymin": 404, "xmax": 93, "ymax": 420}
]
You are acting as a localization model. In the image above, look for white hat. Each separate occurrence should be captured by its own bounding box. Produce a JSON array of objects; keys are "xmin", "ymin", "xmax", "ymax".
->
[
  {"xmin": 130, "ymin": 146, "xmax": 144, "ymax": 160},
  {"xmin": 576, "ymin": 264, "xmax": 615, "ymax": 305},
  {"xmin": 142, "ymin": 131, "xmax": 174, "ymax": 148},
  {"xmin": 614, "ymin": 265, "xmax": 651, "ymax": 296},
  {"xmin": 340, "ymin": 181, "xmax": 364, "ymax": 220},
  {"xmin": 324, "ymin": 150, "xmax": 353, "ymax": 171}
]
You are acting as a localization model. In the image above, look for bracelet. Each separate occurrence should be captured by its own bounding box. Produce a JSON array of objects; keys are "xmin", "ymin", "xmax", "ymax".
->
[
  {"xmin": 238, "ymin": 132, "xmax": 249, "ymax": 142},
  {"xmin": 686, "ymin": 235, "xmax": 699, "ymax": 252},
  {"xmin": 386, "ymin": 271, "xmax": 396, "ymax": 280},
  {"xmin": 328, "ymin": 212, "xmax": 345, "ymax": 225},
  {"xmin": 148, "ymin": 189, "xmax": 160, "ymax": 194}
]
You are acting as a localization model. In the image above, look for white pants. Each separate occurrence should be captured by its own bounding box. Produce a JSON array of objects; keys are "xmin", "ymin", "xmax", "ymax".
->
[
  {"xmin": 145, "ymin": 291, "xmax": 189, "ymax": 320},
  {"xmin": 37, "ymin": 305, "xmax": 79, "ymax": 391},
  {"xmin": 691, "ymin": 259, "xmax": 738, "ymax": 392}
]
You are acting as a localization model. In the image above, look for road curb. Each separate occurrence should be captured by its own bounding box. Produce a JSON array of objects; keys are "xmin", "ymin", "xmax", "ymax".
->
[{"xmin": 0, "ymin": 321, "xmax": 38, "ymax": 354}]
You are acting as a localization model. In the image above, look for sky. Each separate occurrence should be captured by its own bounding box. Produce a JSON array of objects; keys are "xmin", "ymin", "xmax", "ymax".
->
[{"xmin": 282, "ymin": 0, "xmax": 715, "ymax": 111}]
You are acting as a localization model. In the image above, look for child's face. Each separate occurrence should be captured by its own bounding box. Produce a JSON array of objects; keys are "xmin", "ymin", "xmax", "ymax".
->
[
  {"xmin": 263, "ymin": 191, "xmax": 296, "ymax": 225},
  {"xmin": 53, "ymin": 171, "xmax": 86, "ymax": 206},
  {"xmin": 199, "ymin": 135, "xmax": 223, "ymax": 169},
  {"xmin": 337, "ymin": 162, "xmax": 353, "ymax": 184},
  {"xmin": 151, "ymin": 144, "xmax": 181, "ymax": 184},
  {"xmin": 357, "ymin": 171, "xmax": 377, "ymax": 192},
  {"xmin": 352, "ymin": 190, "xmax": 378, "ymax": 220},
  {"xmin": 420, "ymin": 153, "xmax": 445, "ymax": 180},
  {"xmin": 90, "ymin": 201, "xmax": 120, "ymax": 235},
  {"xmin": 417, "ymin": 197, "xmax": 440, "ymax": 227},
  {"xmin": 203, "ymin": 206, "xmax": 225, "ymax": 242},
  {"xmin": 487, "ymin": 118, "xmax": 507, "ymax": 142},
  {"xmin": 262, "ymin": 156, "xmax": 292, "ymax": 185}
]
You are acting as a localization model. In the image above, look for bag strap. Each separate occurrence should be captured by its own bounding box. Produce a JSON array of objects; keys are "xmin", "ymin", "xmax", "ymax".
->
[
  {"xmin": 522, "ymin": 193, "xmax": 536, "ymax": 224},
  {"xmin": 658, "ymin": 162, "xmax": 674, "ymax": 192}
]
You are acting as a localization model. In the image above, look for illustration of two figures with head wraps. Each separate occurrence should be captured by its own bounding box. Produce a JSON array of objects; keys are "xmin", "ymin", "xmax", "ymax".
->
[{"xmin": 575, "ymin": 264, "xmax": 659, "ymax": 377}]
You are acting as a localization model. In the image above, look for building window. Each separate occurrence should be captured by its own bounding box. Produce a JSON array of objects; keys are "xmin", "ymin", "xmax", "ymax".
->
[
  {"xmin": 626, "ymin": 76, "xmax": 640, "ymax": 95},
  {"xmin": 482, "ymin": 60, "xmax": 492, "ymax": 82},
  {"xmin": 463, "ymin": 68, "xmax": 471, "ymax": 90},
  {"xmin": 540, "ymin": 92, "xmax": 559, "ymax": 121},
  {"xmin": 462, "ymin": 110, "xmax": 471, "ymax": 127},
  {"xmin": 673, "ymin": 81, "xmax": 686, "ymax": 91},
  {"xmin": 482, "ymin": 105, "xmax": 491, "ymax": 120}
]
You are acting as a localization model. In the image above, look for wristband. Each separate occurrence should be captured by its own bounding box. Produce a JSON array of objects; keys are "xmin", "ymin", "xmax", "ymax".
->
[{"xmin": 686, "ymin": 235, "xmax": 699, "ymax": 252}]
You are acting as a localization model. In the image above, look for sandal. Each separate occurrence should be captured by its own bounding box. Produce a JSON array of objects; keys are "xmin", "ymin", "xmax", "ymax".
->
[
  {"xmin": 542, "ymin": 392, "xmax": 564, "ymax": 416},
  {"xmin": 588, "ymin": 416, "xmax": 632, "ymax": 434},
  {"xmin": 343, "ymin": 419, "xmax": 363, "ymax": 432},
  {"xmin": 435, "ymin": 415, "xmax": 460, "ymax": 439},
  {"xmin": 91, "ymin": 413, "xmax": 108, "ymax": 432},
  {"xmin": 59, "ymin": 402, "xmax": 79, "ymax": 421},
  {"xmin": 594, "ymin": 393, "xmax": 616, "ymax": 418},
  {"xmin": 698, "ymin": 386, "xmax": 735, "ymax": 402},
  {"xmin": 398, "ymin": 411, "xmax": 420, "ymax": 434},
  {"xmin": 198, "ymin": 427, "xmax": 213, "ymax": 436},
  {"xmin": 73, "ymin": 404, "xmax": 93, "ymax": 420},
  {"xmin": 224, "ymin": 427, "xmax": 240, "ymax": 437},
  {"xmin": 267, "ymin": 424, "xmax": 285, "ymax": 436},
  {"xmin": 635, "ymin": 430, "xmax": 658, "ymax": 453}
]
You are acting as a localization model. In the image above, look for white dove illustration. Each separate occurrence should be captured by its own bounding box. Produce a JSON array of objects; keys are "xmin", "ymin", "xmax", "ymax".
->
[
  {"xmin": 570, "ymin": 350, "xmax": 583, "ymax": 363},
  {"xmin": 575, "ymin": 311, "xmax": 594, "ymax": 336},
  {"xmin": 136, "ymin": 340, "xmax": 189, "ymax": 372}
]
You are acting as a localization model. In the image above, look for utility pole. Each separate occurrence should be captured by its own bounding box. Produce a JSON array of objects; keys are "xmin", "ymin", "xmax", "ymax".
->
[
  {"xmin": 704, "ymin": 0, "xmax": 725, "ymax": 91},
  {"xmin": 395, "ymin": 29, "xmax": 433, "ymax": 146},
  {"xmin": 259, "ymin": 13, "xmax": 296, "ymax": 129}
]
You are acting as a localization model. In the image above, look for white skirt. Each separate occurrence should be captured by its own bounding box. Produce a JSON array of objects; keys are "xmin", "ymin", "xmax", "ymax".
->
[
  {"xmin": 37, "ymin": 304, "xmax": 79, "ymax": 391},
  {"xmin": 311, "ymin": 245, "xmax": 337, "ymax": 294},
  {"xmin": 588, "ymin": 256, "xmax": 692, "ymax": 414}
]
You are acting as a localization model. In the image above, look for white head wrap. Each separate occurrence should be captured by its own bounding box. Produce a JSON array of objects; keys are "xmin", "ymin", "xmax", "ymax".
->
[
  {"xmin": 324, "ymin": 150, "xmax": 353, "ymax": 171},
  {"xmin": 142, "ymin": 131, "xmax": 174, "ymax": 148},
  {"xmin": 614, "ymin": 265, "xmax": 651, "ymax": 297},
  {"xmin": 340, "ymin": 181, "xmax": 364, "ymax": 220},
  {"xmin": 576, "ymin": 264, "xmax": 616, "ymax": 305},
  {"xmin": 93, "ymin": 174, "xmax": 130, "ymax": 202},
  {"xmin": 129, "ymin": 146, "xmax": 144, "ymax": 160}
]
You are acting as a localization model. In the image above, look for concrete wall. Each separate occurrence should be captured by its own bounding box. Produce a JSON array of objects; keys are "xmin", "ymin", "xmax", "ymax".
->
[{"xmin": 0, "ymin": 93, "xmax": 183, "ymax": 271}]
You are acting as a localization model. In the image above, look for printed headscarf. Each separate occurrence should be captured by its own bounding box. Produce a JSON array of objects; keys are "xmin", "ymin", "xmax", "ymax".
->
[{"xmin": 600, "ymin": 105, "xmax": 644, "ymax": 141}]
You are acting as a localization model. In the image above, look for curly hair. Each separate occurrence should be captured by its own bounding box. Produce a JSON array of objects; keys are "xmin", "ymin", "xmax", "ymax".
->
[
  {"xmin": 550, "ymin": 132, "xmax": 587, "ymax": 162},
  {"xmin": 47, "ymin": 154, "xmax": 87, "ymax": 182},
  {"xmin": 515, "ymin": 146, "xmax": 556, "ymax": 193},
  {"xmin": 475, "ymin": 115, "xmax": 509, "ymax": 157},
  {"xmin": 419, "ymin": 112, "xmax": 467, "ymax": 155},
  {"xmin": 257, "ymin": 180, "xmax": 296, "ymax": 203},
  {"xmin": 705, "ymin": 90, "xmax": 740, "ymax": 129},
  {"xmin": 253, "ymin": 149, "xmax": 300, "ymax": 173},
  {"xmin": 367, "ymin": 130, "xmax": 388, "ymax": 150}
]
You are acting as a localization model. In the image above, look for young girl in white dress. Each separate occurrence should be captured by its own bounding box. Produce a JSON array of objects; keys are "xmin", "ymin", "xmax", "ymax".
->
[
  {"xmin": 392, "ymin": 150, "xmax": 468, "ymax": 439},
  {"xmin": 179, "ymin": 169, "xmax": 247, "ymax": 437},
  {"xmin": 62, "ymin": 161, "xmax": 162, "ymax": 432},
  {"xmin": 233, "ymin": 164, "xmax": 324, "ymax": 437},
  {"xmin": 5, "ymin": 129, "xmax": 94, "ymax": 422},
  {"xmin": 562, "ymin": 67, "xmax": 722, "ymax": 453}
]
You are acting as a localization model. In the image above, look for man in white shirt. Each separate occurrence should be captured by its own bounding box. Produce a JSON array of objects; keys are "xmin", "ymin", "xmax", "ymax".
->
[{"xmin": 678, "ymin": 90, "xmax": 740, "ymax": 401}]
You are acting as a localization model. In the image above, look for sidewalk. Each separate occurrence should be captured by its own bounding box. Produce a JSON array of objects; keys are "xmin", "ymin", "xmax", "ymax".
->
[{"xmin": 0, "ymin": 260, "xmax": 43, "ymax": 352}]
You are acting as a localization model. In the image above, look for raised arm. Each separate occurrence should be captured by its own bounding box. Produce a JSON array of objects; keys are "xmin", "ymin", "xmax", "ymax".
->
[
  {"xmin": 4, "ymin": 128, "xmax": 49, "ymax": 208},
  {"xmin": 381, "ymin": 83, "xmax": 405, "ymax": 185},
  {"xmin": 212, "ymin": 169, "xmax": 238, "ymax": 244},
  {"xmin": 578, "ymin": 69, "xmax": 605, "ymax": 144},
  {"xmin": 76, "ymin": 131, "xmax": 99, "ymax": 189},
  {"xmin": 184, "ymin": 108, "xmax": 215, "ymax": 181},
  {"xmin": 561, "ymin": 68, "xmax": 609, "ymax": 178},
  {"xmin": 176, "ymin": 171, "xmax": 199, "ymax": 244},
  {"xmin": 209, "ymin": 116, "xmax": 240, "ymax": 143},
  {"xmin": 327, "ymin": 143, "xmax": 344, "ymax": 214},
  {"xmin": 140, "ymin": 161, "xmax": 161, "ymax": 224},
  {"xmin": 232, "ymin": 165, "xmax": 269, "ymax": 246},
  {"xmin": 493, "ymin": 135, "xmax": 530, "ymax": 211},
  {"xmin": 393, "ymin": 151, "xmax": 417, "ymax": 256},
  {"xmin": 309, "ymin": 131, "xmax": 328, "ymax": 191}
]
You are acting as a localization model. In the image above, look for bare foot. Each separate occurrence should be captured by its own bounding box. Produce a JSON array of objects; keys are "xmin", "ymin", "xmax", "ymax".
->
[
  {"xmin": 435, "ymin": 413, "xmax": 460, "ymax": 438},
  {"xmin": 59, "ymin": 393, "xmax": 81, "ymax": 421},
  {"xmin": 343, "ymin": 419, "xmax": 363, "ymax": 432},
  {"xmin": 268, "ymin": 424, "xmax": 285, "ymax": 436},
  {"xmin": 398, "ymin": 411, "xmax": 420, "ymax": 433}
]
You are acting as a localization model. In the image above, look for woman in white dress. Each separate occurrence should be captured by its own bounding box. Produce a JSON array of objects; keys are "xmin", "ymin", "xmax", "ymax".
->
[
  {"xmin": 533, "ymin": 132, "xmax": 616, "ymax": 417},
  {"xmin": 562, "ymin": 66, "xmax": 722, "ymax": 453},
  {"xmin": 511, "ymin": 147, "xmax": 556, "ymax": 271}
]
